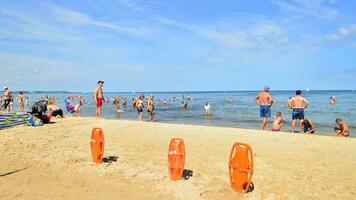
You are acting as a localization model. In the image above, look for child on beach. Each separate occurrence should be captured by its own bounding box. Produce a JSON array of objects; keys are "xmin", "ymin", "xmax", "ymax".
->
[
  {"xmin": 74, "ymin": 97, "xmax": 84, "ymax": 117},
  {"xmin": 302, "ymin": 118, "xmax": 315, "ymax": 133},
  {"xmin": 17, "ymin": 91, "xmax": 24, "ymax": 112},
  {"xmin": 334, "ymin": 118, "xmax": 349, "ymax": 137},
  {"xmin": 272, "ymin": 112, "xmax": 283, "ymax": 131}
]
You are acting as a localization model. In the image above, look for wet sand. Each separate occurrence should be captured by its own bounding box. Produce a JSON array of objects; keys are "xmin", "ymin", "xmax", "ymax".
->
[{"xmin": 0, "ymin": 117, "xmax": 355, "ymax": 199}]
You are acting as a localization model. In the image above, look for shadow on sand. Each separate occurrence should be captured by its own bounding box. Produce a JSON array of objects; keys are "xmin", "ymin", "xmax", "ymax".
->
[{"xmin": 0, "ymin": 167, "xmax": 30, "ymax": 177}]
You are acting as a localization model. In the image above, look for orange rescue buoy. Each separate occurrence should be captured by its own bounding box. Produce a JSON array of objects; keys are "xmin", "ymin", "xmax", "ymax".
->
[
  {"xmin": 91, "ymin": 128, "xmax": 105, "ymax": 164},
  {"xmin": 168, "ymin": 138, "xmax": 185, "ymax": 181},
  {"xmin": 228, "ymin": 142, "xmax": 254, "ymax": 193}
]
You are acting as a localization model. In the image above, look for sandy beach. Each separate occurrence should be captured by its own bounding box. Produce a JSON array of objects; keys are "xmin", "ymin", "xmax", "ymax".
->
[{"xmin": 0, "ymin": 117, "xmax": 355, "ymax": 200}]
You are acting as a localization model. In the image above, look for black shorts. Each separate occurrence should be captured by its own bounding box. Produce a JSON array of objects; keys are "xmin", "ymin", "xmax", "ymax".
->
[
  {"xmin": 4, "ymin": 99, "xmax": 11, "ymax": 108},
  {"xmin": 52, "ymin": 109, "xmax": 63, "ymax": 117}
]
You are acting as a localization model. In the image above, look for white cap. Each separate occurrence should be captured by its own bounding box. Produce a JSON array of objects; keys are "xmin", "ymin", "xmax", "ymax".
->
[{"xmin": 3, "ymin": 86, "xmax": 8, "ymax": 90}]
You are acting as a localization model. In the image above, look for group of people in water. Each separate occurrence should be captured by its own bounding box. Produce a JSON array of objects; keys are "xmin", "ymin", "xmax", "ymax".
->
[
  {"xmin": 255, "ymin": 85, "xmax": 349, "ymax": 137},
  {"xmin": 1, "ymin": 82, "xmax": 350, "ymax": 137}
]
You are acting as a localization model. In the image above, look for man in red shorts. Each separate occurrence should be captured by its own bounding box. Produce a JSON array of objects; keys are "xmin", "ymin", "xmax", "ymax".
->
[{"xmin": 94, "ymin": 80, "xmax": 104, "ymax": 119}]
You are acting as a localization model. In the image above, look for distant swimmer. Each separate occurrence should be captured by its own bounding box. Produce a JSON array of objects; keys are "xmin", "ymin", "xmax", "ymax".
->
[
  {"xmin": 123, "ymin": 97, "xmax": 127, "ymax": 110},
  {"xmin": 255, "ymin": 85, "xmax": 275, "ymax": 130},
  {"xmin": 182, "ymin": 101, "xmax": 188, "ymax": 109},
  {"xmin": 94, "ymin": 80, "xmax": 104, "ymax": 119},
  {"xmin": 204, "ymin": 102, "xmax": 211, "ymax": 116},
  {"xmin": 288, "ymin": 90, "xmax": 309, "ymax": 133},
  {"xmin": 302, "ymin": 118, "xmax": 315, "ymax": 134},
  {"xmin": 330, "ymin": 96, "xmax": 336, "ymax": 105},
  {"xmin": 334, "ymin": 118, "xmax": 349, "ymax": 137},
  {"xmin": 272, "ymin": 112, "xmax": 284, "ymax": 131}
]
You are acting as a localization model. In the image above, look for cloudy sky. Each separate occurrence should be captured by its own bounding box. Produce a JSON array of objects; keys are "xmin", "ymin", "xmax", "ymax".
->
[{"xmin": 0, "ymin": 0, "xmax": 355, "ymax": 92}]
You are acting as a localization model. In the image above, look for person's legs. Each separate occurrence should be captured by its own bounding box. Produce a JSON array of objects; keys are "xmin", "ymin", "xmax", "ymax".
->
[
  {"xmin": 300, "ymin": 119, "xmax": 304, "ymax": 133},
  {"xmin": 291, "ymin": 119, "xmax": 296, "ymax": 133},
  {"xmin": 262, "ymin": 117, "xmax": 267, "ymax": 130}
]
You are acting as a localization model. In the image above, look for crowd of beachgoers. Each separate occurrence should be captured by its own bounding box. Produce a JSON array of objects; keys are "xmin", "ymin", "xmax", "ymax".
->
[{"xmin": 0, "ymin": 82, "xmax": 349, "ymax": 137}]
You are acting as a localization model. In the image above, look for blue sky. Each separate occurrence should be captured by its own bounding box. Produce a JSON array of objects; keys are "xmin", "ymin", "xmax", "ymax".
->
[{"xmin": 0, "ymin": 0, "xmax": 355, "ymax": 92}]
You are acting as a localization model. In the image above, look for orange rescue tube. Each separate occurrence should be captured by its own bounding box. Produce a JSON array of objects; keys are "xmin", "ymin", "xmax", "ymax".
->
[
  {"xmin": 228, "ymin": 142, "xmax": 254, "ymax": 193},
  {"xmin": 168, "ymin": 138, "xmax": 185, "ymax": 181},
  {"xmin": 91, "ymin": 128, "xmax": 105, "ymax": 164}
]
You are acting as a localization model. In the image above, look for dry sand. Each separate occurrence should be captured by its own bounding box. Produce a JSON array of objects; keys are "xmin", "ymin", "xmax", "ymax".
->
[{"xmin": 0, "ymin": 117, "xmax": 355, "ymax": 200}]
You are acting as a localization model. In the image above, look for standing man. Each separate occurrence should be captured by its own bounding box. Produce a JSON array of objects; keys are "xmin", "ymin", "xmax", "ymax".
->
[
  {"xmin": 255, "ymin": 85, "xmax": 274, "ymax": 130},
  {"xmin": 3, "ymin": 86, "xmax": 12, "ymax": 112},
  {"xmin": 288, "ymin": 90, "xmax": 309, "ymax": 133},
  {"xmin": 94, "ymin": 81, "xmax": 104, "ymax": 119}
]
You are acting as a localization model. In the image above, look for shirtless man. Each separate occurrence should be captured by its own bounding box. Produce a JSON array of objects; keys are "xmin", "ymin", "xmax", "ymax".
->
[
  {"xmin": 334, "ymin": 118, "xmax": 349, "ymax": 137},
  {"xmin": 17, "ymin": 91, "xmax": 24, "ymax": 112},
  {"xmin": 288, "ymin": 90, "xmax": 309, "ymax": 133},
  {"xmin": 3, "ymin": 86, "xmax": 11, "ymax": 112},
  {"xmin": 94, "ymin": 81, "xmax": 104, "ymax": 119},
  {"xmin": 47, "ymin": 104, "xmax": 64, "ymax": 118},
  {"xmin": 255, "ymin": 85, "xmax": 274, "ymax": 130}
]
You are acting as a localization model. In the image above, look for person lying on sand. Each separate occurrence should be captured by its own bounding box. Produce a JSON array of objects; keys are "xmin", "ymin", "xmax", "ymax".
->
[{"xmin": 334, "ymin": 118, "xmax": 349, "ymax": 137}]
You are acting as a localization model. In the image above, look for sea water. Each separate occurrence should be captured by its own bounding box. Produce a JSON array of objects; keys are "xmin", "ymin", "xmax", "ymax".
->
[{"xmin": 13, "ymin": 90, "xmax": 356, "ymax": 136}]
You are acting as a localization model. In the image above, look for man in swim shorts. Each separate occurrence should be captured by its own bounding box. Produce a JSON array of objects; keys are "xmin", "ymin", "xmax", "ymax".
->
[
  {"xmin": 94, "ymin": 81, "xmax": 104, "ymax": 119},
  {"xmin": 255, "ymin": 85, "xmax": 275, "ymax": 130},
  {"xmin": 136, "ymin": 94, "xmax": 144, "ymax": 121},
  {"xmin": 288, "ymin": 90, "xmax": 309, "ymax": 133},
  {"xmin": 3, "ymin": 86, "xmax": 12, "ymax": 112}
]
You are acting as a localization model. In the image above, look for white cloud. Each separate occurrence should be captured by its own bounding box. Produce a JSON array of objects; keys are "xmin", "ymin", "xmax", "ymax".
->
[
  {"xmin": 326, "ymin": 24, "xmax": 356, "ymax": 41},
  {"xmin": 271, "ymin": 0, "xmax": 338, "ymax": 20},
  {"xmin": 50, "ymin": 5, "xmax": 154, "ymax": 37}
]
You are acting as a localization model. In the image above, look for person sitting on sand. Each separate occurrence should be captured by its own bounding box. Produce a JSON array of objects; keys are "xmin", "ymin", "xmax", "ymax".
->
[
  {"xmin": 272, "ymin": 112, "xmax": 284, "ymax": 131},
  {"xmin": 47, "ymin": 104, "xmax": 63, "ymax": 118},
  {"xmin": 302, "ymin": 118, "xmax": 315, "ymax": 134},
  {"xmin": 204, "ymin": 102, "xmax": 211, "ymax": 116},
  {"xmin": 334, "ymin": 118, "xmax": 349, "ymax": 137}
]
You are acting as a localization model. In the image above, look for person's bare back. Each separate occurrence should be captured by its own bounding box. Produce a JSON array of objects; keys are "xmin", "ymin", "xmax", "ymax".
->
[
  {"xmin": 256, "ymin": 91, "xmax": 273, "ymax": 106},
  {"xmin": 289, "ymin": 95, "xmax": 308, "ymax": 109},
  {"xmin": 47, "ymin": 104, "xmax": 60, "ymax": 111}
]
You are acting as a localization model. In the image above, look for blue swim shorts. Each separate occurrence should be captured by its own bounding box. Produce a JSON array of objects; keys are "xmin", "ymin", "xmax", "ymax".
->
[
  {"xmin": 260, "ymin": 105, "xmax": 271, "ymax": 118},
  {"xmin": 292, "ymin": 109, "xmax": 304, "ymax": 120}
]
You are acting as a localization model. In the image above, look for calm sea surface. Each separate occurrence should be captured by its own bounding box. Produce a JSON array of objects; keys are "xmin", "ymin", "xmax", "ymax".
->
[{"xmin": 13, "ymin": 90, "xmax": 356, "ymax": 136}]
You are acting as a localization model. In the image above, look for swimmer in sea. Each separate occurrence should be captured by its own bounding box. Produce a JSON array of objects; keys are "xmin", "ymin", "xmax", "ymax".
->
[
  {"xmin": 204, "ymin": 102, "xmax": 211, "ymax": 116},
  {"xmin": 330, "ymin": 96, "xmax": 336, "ymax": 105}
]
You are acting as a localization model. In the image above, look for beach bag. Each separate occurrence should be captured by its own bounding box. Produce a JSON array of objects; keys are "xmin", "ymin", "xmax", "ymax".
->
[{"xmin": 28, "ymin": 116, "xmax": 43, "ymax": 126}]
